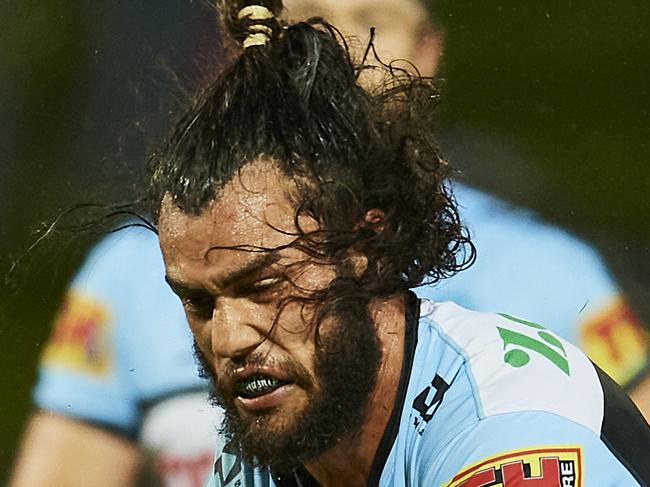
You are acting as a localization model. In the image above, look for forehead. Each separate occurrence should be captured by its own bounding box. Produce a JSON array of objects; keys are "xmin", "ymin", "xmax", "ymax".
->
[{"xmin": 158, "ymin": 161, "xmax": 304, "ymax": 277}]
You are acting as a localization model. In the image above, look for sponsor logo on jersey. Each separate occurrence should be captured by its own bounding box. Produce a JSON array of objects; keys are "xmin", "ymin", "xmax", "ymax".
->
[
  {"xmin": 444, "ymin": 446, "xmax": 582, "ymax": 487},
  {"xmin": 42, "ymin": 292, "xmax": 111, "ymax": 375},
  {"xmin": 498, "ymin": 314, "xmax": 570, "ymax": 376},
  {"xmin": 580, "ymin": 296, "xmax": 648, "ymax": 386},
  {"xmin": 412, "ymin": 374, "xmax": 450, "ymax": 435}
]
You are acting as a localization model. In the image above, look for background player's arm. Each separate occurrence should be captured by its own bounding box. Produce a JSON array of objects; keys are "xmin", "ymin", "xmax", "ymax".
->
[{"xmin": 8, "ymin": 411, "xmax": 141, "ymax": 487}]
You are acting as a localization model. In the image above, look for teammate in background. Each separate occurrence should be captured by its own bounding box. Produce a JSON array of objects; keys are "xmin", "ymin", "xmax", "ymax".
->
[
  {"xmin": 153, "ymin": 1, "xmax": 650, "ymax": 484},
  {"xmin": 8, "ymin": 0, "xmax": 650, "ymax": 486},
  {"xmin": 8, "ymin": 229, "xmax": 222, "ymax": 487}
]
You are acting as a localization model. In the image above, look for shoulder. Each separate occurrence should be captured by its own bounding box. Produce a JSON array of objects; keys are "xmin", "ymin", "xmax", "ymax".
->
[
  {"xmin": 37, "ymin": 226, "xmax": 166, "ymax": 381},
  {"xmin": 420, "ymin": 300, "xmax": 603, "ymax": 431},
  {"xmin": 66, "ymin": 226, "xmax": 172, "ymax": 320},
  {"xmin": 436, "ymin": 185, "xmax": 649, "ymax": 387},
  {"xmin": 73, "ymin": 226, "xmax": 164, "ymax": 288},
  {"xmin": 427, "ymin": 184, "xmax": 620, "ymax": 344},
  {"xmin": 453, "ymin": 183, "xmax": 611, "ymax": 278},
  {"xmin": 408, "ymin": 300, "xmax": 650, "ymax": 486},
  {"xmin": 33, "ymin": 225, "xmax": 190, "ymax": 432}
]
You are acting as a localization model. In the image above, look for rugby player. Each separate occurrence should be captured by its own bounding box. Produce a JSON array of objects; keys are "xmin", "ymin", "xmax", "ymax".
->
[
  {"xmin": 9, "ymin": 0, "xmax": 649, "ymax": 486},
  {"xmin": 152, "ymin": 1, "xmax": 650, "ymax": 485}
]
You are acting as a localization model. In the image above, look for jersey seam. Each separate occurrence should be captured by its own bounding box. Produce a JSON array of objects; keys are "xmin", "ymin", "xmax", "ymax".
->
[{"xmin": 423, "ymin": 316, "xmax": 485, "ymax": 418}]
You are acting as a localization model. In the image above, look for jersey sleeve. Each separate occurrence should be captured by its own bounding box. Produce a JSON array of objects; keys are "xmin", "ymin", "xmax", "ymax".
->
[
  {"xmin": 424, "ymin": 184, "xmax": 650, "ymax": 388},
  {"xmin": 576, "ymin": 293, "xmax": 649, "ymax": 389},
  {"xmin": 418, "ymin": 411, "xmax": 646, "ymax": 486},
  {"xmin": 33, "ymin": 228, "xmax": 159, "ymax": 436}
]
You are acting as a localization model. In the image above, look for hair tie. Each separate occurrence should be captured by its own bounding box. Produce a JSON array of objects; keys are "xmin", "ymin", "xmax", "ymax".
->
[
  {"xmin": 237, "ymin": 5, "xmax": 274, "ymax": 21},
  {"xmin": 238, "ymin": 5, "xmax": 275, "ymax": 48}
]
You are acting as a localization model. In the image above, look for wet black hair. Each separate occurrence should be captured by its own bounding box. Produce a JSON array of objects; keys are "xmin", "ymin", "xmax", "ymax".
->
[{"xmin": 148, "ymin": 0, "xmax": 474, "ymax": 299}]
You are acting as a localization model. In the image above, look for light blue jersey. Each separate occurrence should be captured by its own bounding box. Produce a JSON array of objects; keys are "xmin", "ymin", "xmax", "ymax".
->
[
  {"xmin": 425, "ymin": 184, "xmax": 648, "ymax": 386},
  {"xmin": 205, "ymin": 297, "xmax": 650, "ymax": 486},
  {"xmin": 35, "ymin": 227, "xmax": 204, "ymax": 432},
  {"xmin": 33, "ymin": 184, "xmax": 649, "ymax": 486},
  {"xmin": 34, "ymin": 227, "xmax": 221, "ymax": 487}
]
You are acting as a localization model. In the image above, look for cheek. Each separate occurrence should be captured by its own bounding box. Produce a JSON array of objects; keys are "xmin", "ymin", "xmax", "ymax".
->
[
  {"xmin": 275, "ymin": 259, "xmax": 346, "ymax": 341},
  {"xmin": 273, "ymin": 299, "xmax": 315, "ymax": 339}
]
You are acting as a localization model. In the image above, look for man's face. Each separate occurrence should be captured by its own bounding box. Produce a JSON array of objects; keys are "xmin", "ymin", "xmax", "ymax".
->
[
  {"xmin": 284, "ymin": 0, "xmax": 435, "ymax": 74},
  {"xmin": 159, "ymin": 160, "xmax": 381, "ymax": 466}
]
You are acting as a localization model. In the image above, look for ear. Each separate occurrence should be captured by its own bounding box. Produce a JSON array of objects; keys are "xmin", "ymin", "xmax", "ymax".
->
[
  {"xmin": 362, "ymin": 208, "xmax": 386, "ymax": 226},
  {"xmin": 412, "ymin": 24, "xmax": 444, "ymax": 77}
]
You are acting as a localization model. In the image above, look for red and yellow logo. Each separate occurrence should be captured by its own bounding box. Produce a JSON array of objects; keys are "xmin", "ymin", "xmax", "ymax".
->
[
  {"xmin": 580, "ymin": 296, "xmax": 648, "ymax": 386},
  {"xmin": 445, "ymin": 446, "xmax": 582, "ymax": 487},
  {"xmin": 42, "ymin": 292, "xmax": 112, "ymax": 375}
]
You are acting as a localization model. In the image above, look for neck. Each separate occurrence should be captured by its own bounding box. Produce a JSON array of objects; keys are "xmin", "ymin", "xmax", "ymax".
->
[{"xmin": 304, "ymin": 293, "xmax": 408, "ymax": 487}]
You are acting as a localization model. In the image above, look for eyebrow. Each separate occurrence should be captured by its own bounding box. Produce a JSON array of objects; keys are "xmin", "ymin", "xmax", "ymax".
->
[
  {"xmin": 216, "ymin": 251, "xmax": 281, "ymax": 288},
  {"xmin": 165, "ymin": 251, "xmax": 281, "ymax": 298},
  {"xmin": 165, "ymin": 275, "xmax": 204, "ymax": 299}
]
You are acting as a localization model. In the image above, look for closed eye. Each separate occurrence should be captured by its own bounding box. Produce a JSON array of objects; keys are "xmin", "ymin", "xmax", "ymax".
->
[
  {"xmin": 165, "ymin": 276, "xmax": 214, "ymax": 319},
  {"xmin": 237, "ymin": 276, "xmax": 284, "ymax": 300},
  {"xmin": 253, "ymin": 276, "xmax": 283, "ymax": 289},
  {"xmin": 181, "ymin": 294, "xmax": 214, "ymax": 319}
]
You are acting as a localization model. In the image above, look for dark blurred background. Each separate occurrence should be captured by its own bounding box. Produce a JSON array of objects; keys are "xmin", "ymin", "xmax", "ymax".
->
[{"xmin": 1, "ymin": 0, "xmax": 648, "ymax": 478}]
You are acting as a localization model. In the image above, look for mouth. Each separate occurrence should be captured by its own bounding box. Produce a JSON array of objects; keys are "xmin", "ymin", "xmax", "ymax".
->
[
  {"xmin": 236, "ymin": 374, "xmax": 291, "ymax": 399},
  {"xmin": 232, "ymin": 371, "xmax": 297, "ymax": 411}
]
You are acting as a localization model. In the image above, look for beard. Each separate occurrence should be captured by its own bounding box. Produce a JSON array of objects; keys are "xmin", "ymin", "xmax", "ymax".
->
[{"xmin": 194, "ymin": 290, "xmax": 382, "ymax": 470}]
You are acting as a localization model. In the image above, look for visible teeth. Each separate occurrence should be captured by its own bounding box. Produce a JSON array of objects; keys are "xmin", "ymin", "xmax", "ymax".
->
[
  {"xmin": 246, "ymin": 377, "xmax": 278, "ymax": 393},
  {"xmin": 240, "ymin": 375, "xmax": 282, "ymax": 397}
]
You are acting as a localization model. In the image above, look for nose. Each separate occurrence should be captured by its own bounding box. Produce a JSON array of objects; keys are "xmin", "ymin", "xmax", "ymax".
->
[{"xmin": 210, "ymin": 297, "xmax": 267, "ymax": 359}]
